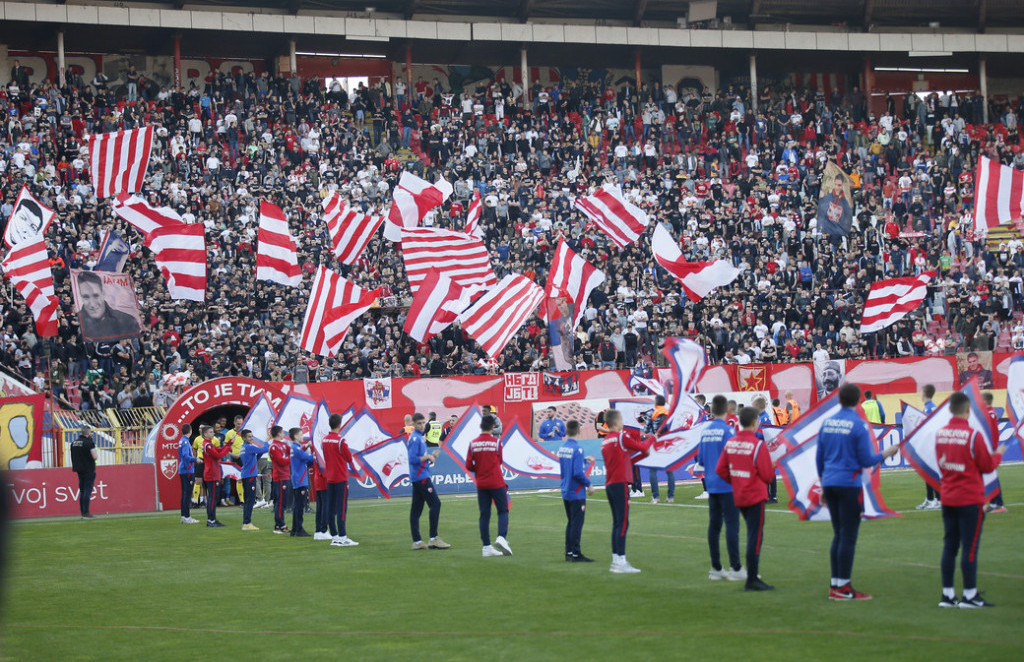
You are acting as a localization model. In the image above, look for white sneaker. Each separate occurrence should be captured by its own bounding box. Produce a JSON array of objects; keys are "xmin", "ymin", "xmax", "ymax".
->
[
  {"xmin": 494, "ymin": 536, "xmax": 513, "ymax": 556},
  {"xmin": 313, "ymin": 532, "xmax": 331, "ymax": 541},
  {"xmin": 650, "ymin": 498, "xmax": 659, "ymax": 504},
  {"xmin": 611, "ymin": 559, "xmax": 642, "ymax": 574},
  {"xmin": 181, "ymin": 516, "xmax": 199, "ymax": 524},
  {"xmin": 629, "ymin": 490, "xmax": 645, "ymax": 498},
  {"xmin": 333, "ymin": 536, "xmax": 359, "ymax": 547},
  {"xmin": 330, "ymin": 536, "xmax": 344, "ymax": 545},
  {"xmin": 708, "ymin": 567, "xmax": 726, "ymax": 580},
  {"xmin": 254, "ymin": 499, "xmax": 267, "ymax": 509},
  {"xmin": 927, "ymin": 499, "xmax": 942, "ymax": 510},
  {"xmin": 915, "ymin": 499, "xmax": 931, "ymax": 510},
  {"xmin": 482, "ymin": 545, "xmax": 503, "ymax": 557},
  {"xmin": 724, "ymin": 567, "xmax": 748, "ymax": 581},
  {"xmin": 695, "ymin": 491, "xmax": 709, "ymax": 500}
]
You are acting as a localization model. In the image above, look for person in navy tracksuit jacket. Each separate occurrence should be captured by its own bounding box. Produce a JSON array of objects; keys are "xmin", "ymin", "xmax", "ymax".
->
[
  {"xmin": 408, "ymin": 412, "xmax": 449, "ymax": 549},
  {"xmin": 816, "ymin": 384, "xmax": 899, "ymax": 600},
  {"xmin": 753, "ymin": 396, "xmax": 778, "ymax": 503},
  {"xmin": 240, "ymin": 430, "xmax": 268, "ymax": 529},
  {"xmin": 696, "ymin": 395, "xmax": 743, "ymax": 580},
  {"xmin": 178, "ymin": 424, "xmax": 197, "ymax": 523},
  {"xmin": 558, "ymin": 420, "xmax": 594, "ymax": 562},
  {"xmin": 289, "ymin": 428, "xmax": 316, "ymax": 537}
]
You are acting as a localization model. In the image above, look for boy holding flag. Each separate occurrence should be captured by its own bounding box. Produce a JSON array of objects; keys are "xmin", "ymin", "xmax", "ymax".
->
[
  {"xmin": 558, "ymin": 420, "xmax": 594, "ymax": 562},
  {"xmin": 240, "ymin": 429, "xmax": 268, "ymax": 531},
  {"xmin": 600, "ymin": 409, "xmax": 652, "ymax": 573}
]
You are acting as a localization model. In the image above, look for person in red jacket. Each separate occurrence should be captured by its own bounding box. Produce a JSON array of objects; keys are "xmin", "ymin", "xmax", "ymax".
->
[
  {"xmin": 600, "ymin": 409, "xmax": 652, "ymax": 574},
  {"xmin": 716, "ymin": 407, "xmax": 775, "ymax": 591},
  {"xmin": 268, "ymin": 425, "xmax": 292, "ymax": 534},
  {"xmin": 311, "ymin": 452, "xmax": 330, "ymax": 540},
  {"xmin": 323, "ymin": 413, "xmax": 358, "ymax": 547},
  {"xmin": 466, "ymin": 414, "xmax": 511, "ymax": 557},
  {"xmin": 201, "ymin": 425, "xmax": 232, "ymax": 528},
  {"xmin": 935, "ymin": 391, "xmax": 1006, "ymax": 608}
]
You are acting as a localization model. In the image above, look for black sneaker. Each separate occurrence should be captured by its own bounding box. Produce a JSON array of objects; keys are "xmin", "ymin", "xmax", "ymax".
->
[
  {"xmin": 81, "ymin": 513, "xmax": 95, "ymax": 519},
  {"xmin": 574, "ymin": 554, "xmax": 595, "ymax": 563},
  {"xmin": 767, "ymin": 498, "xmax": 779, "ymax": 504},
  {"xmin": 938, "ymin": 596, "xmax": 959, "ymax": 608},
  {"xmin": 291, "ymin": 530, "xmax": 312, "ymax": 538},
  {"xmin": 565, "ymin": 553, "xmax": 575, "ymax": 562},
  {"xmin": 744, "ymin": 578, "xmax": 775, "ymax": 591},
  {"xmin": 958, "ymin": 595, "xmax": 995, "ymax": 608},
  {"xmin": 206, "ymin": 520, "xmax": 225, "ymax": 528}
]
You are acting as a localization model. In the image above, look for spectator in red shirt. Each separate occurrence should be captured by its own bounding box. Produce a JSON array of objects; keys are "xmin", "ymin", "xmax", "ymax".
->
[
  {"xmin": 935, "ymin": 391, "xmax": 1005, "ymax": 608},
  {"xmin": 715, "ymin": 407, "xmax": 775, "ymax": 591},
  {"xmin": 466, "ymin": 414, "xmax": 512, "ymax": 557}
]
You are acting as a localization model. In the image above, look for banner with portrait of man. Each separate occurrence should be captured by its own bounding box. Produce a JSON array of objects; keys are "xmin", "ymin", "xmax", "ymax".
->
[
  {"xmin": 814, "ymin": 359, "xmax": 846, "ymax": 400},
  {"xmin": 816, "ymin": 161, "xmax": 853, "ymax": 237},
  {"xmin": 956, "ymin": 350, "xmax": 994, "ymax": 389},
  {"xmin": 70, "ymin": 269, "xmax": 143, "ymax": 341},
  {"xmin": 4, "ymin": 185, "xmax": 56, "ymax": 247}
]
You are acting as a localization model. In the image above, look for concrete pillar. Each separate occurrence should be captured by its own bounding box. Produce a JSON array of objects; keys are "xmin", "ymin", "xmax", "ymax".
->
[
  {"xmin": 979, "ymin": 57, "xmax": 988, "ymax": 124},
  {"xmin": 634, "ymin": 48, "xmax": 642, "ymax": 109},
  {"xmin": 57, "ymin": 30, "xmax": 65, "ymax": 88},
  {"xmin": 749, "ymin": 53, "xmax": 758, "ymax": 114},
  {"xmin": 520, "ymin": 46, "xmax": 528, "ymax": 104},
  {"xmin": 406, "ymin": 43, "xmax": 413, "ymax": 100},
  {"xmin": 288, "ymin": 38, "xmax": 297, "ymax": 74},
  {"xmin": 173, "ymin": 35, "xmax": 181, "ymax": 90}
]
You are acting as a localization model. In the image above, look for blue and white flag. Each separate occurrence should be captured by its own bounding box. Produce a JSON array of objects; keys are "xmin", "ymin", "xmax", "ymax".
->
[
  {"xmin": 772, "ymin": 390, "xmax": 842, "ymax": 462},
  {"xmin": 354, "ymin": 435, "xmax": 409, "ymax": 498},
  {"xmin": 442, "ymin": 405, "xmax": 484, "ymax": 474},
  {"xmin": 1007, "ymin": 353, "xmax": 1024, "ymax": 441},
  {"xmin": 902, "ymin": 379, "xmax": 1001, "ymax": 500},
  {"xmin": 499, "ymin": 421, "xmax": 561, "ymax": 479},
  {"xmin": 635, "ymin": 422, "xmax": 706, "ymax": 472},
  {"xmin": 274, "ymin": 393, "xmax": 318, "ymax": 441},
  {"xmin": 242, "ymin": 394, "xmax": 277, "ymax": 445},
  {"xmin": 94, "ymin": 229, "xmax": 130, "ymax": 273}
]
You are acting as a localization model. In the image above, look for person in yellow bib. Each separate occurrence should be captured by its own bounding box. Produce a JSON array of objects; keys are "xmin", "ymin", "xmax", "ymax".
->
[
  {"xmin": 425, "ymin": 412, "xmax": 443, "ymax": 447},
  {"xmin": 861, "ymin": 391, "xmax": 885, "ymax": 424}
]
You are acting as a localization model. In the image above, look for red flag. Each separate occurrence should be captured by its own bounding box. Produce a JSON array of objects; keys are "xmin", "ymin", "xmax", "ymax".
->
[
  {"xmin": 573, "ymin": 184, "xmax": 649, "ymax": 248},
  {"xmin": 322, "ymin": 193, "xmax": 384, "ymax": 265},
  {"xmin": 974, "ymin": 156, "xmax": 1024, "ymax": 234},
  {"xmin": 300, "ymin": 267, "xmax": 381, "ymax": 357},
  {"xmin": 858, "ymin": 272, "xmax": 934, "ymax": 334},
  {"xmin": 403, "ymin": 268, "xmax": 474, "ymax": 343},
  {"xmin": 652, "ymin": 224, "xmax": 742, "ymax": 302},
  {"xmin": 257, "ymin": 201, "xmax": 301, "ymax": 287},
  {"xmin": 384, "ymin": 172, "xmax": 453, "ymax": 241},
  {"xmin": 542, "ymin": 240, "xmax": 606, "ymax": 330},
  {"xmin": 145, "ymin": 222, "xmax": 207, "ymax": 302},
  {"xmin": 465, "ymin": 190, "xmax": 483, "ymax": 239},
  {"xmin": 1, "ymin": 237, "xmax": 58, "ymax": 337},
  {"xmin": 88, "ymin": 127, "xmax": 154, "ymax": 199},
  {"xmin": 401, "ymin": 227, "xmax": 496, "ymax": 296},
  {"xmin": 111, "ymin": 193, "xmax": 181, "ymax": 236},
  {"xmin": 458, "ymin": 274, "xmax": 545, "ymax": 359}
]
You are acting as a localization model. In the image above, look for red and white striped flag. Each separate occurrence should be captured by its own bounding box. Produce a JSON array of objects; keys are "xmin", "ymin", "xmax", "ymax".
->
[
  {"xmin": 858, "ymin": 271, "xmax": 934, "ymax": 334},
  {"xmin": 384, "ymin": 172, "xmax": 453, "ymax": 242},
  {"xmin": 542, "ymin": 240, "xmax": 606, "ymax": 330},
  {"xmin": 257, "ymin": 201, "xmax": 301, "ymax": 287},
  {"xmin": 4, "ymin": 186, "xmax": 56, "ymax": 247},
  {"xmin": 145, "ymin": 222, "xmax": 207, "ymax": 302},
  {"xmin": 112, "ymin": 193, "xmax": 181, "ymax": 236},
  {"xmin": 574, "ymin": 184, "xmax": 649, "ymax": 249},
  {"xmin": 300, "ymin": 266, "xmax": 381, "ymax": 357},
  {"xmin": 401, "ymin": 227, "xmax": 496, "ymax": 295},
  {"xmin": 322, "ymin": 193, "xmax": 384, "ymax": 265},
  {"xmin": 1, "ymin": 237, "xmax": 58, "ymax": 336},
  {"xmin": 652, "ymin": 224, "xmax": 742, "ymax": 301},
  {"xmin": 403, "ymin": 267, "xmax": 474, "ymax": 342},
  {"xmin": 88, "ymin": 126, "xmax": 155, "ymax": 199},
  {"xmin": 458, "ymin": 274, "xmax": 545, "ymax": 359},
  {"xmin": 464, "ymin": 190, "xmax": 483, "ymax": 239},
  {"xmin": 974, "ymin": 156, "xmax": 1024, "ymax": 233}
]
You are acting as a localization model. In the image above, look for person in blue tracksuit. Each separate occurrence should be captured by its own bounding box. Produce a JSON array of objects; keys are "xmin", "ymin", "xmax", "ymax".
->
[
  {"xmin": 558, "ymin": 420, "xmax": 594, "ymax": 562},
  {"xmin": 539, "ymin": 407, "xmax": 567, "ymax": 442},
  {"xmin": 408, "ymin": 412, "xmax": 450, "ymax": 550},
  {"xmin": 752, "ymin": 396, "xmax": 778, "ymax": 503},
  {"xmin": 289, "ymin": 427, "xmax": 316, "ymax": 538},
  {"xmin": 178, "ymin": 424, "xmax": 198, "ymax": 524},
  {"xmin": 817, "ymin": 383, "xmax": 900, "ymax": 600},
  {"xmin": 240, "ymin": 430, "xmax": 268, "ymax": 531},
  {"xmin": 696, "ymin": 395, "xmax": 745, "ymax": 581}
]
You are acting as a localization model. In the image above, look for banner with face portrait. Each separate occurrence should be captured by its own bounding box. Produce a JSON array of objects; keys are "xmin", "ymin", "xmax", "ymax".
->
[
  {"xmin": 814, "ymin": 359, "xmax": 846, "ymax": 401},
  {"xmin": 816, "ymin": 161, "xmax": 853, "ymax": 237},
  {"xmin": 70, "ymin": 269, "xmax": 143, "ymax": 341},
  {"xmin": 4, "ymin": 186, "xmax": 56, "ymax": 247}
]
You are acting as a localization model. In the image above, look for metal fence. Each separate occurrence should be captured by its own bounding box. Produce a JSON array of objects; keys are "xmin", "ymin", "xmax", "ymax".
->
[{"xmin": 51, "ymin": 407, "xmax": 166, "ymax": 467}]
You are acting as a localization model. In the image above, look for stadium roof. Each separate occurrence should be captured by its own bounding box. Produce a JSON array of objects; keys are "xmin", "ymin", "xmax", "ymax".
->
[{"xmin": 123, "ymin": 0, "xmax": 1024, "ymax": 29}]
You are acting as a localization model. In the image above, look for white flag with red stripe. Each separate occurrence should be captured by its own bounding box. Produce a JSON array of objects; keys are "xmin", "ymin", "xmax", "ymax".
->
[
  {"xmin": 112, "ymin": 193, "xmax": 182, "ymax": 236},
  {"xmin": 88, "ymin": 126, "xmax": 155, "ymax": 199},
  {"xmin": 652, "ymin": 224, "xmax": 742, "ymax": 301},
  {"xmin": 322, "ymin": 193, "xmax": 384, "ymax": 265},
  {"xmin": 574, "ymin": 184, "xmax": 649, "ymax": 248},
  {"xmin": 464, "ymin": 190, "xmax": 483, "ymax": 239},
  {"xmin": 300, "ymin": 266, "xmax": 381, "ymax": 357},
  {"xmin": 542, "ymin": 240, "xmax": 606, "ymax": 330},
  {"xmin": 257, "ymin": 201, "xmax": 301, "ymax": 287},
  {"xmin": 403, "ymin": 267, "xmax": 474, "ymax": 342},
  {"xmin": 974, "ymin": 156, "xmax": 1024, "ymax": 233},
  {"xmin": 144, "ymin": 222, "xmax": 207, "ymax": 302},
  {"xmin": 401, "ymin": 227, "xmax": 497, "ymax": 296},
  {"xmin": 1, "ymin": 237, "xmax": 59, "ymax": 337},
  {"xmin": 4, "ymin": 185, "xmax": 56, "ymax": 247},
  {"xmin": 384, "ymin": 172, "xmax": 453, "ymax": 242},
  {"xmin": 458, "ymin": 274, "xmax": 545, "ymax": 359},
  {"xmin": 858, "ymin": 271, "xmax": 934, "ymax": 334}
]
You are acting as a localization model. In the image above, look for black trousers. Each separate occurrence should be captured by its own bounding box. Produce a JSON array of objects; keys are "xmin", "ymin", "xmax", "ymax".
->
[
  {"xmin": 179, "ymin": 473, "xmax": 194, "ymax": 518},
  {"xmin": 410, "ymin": 478, "xmax": 441, "ymax": 542},
  {"xmin": 327, "ymin": 482, "xmax": 348, "ymax": 537},
  {"xmin": 272, "ymin": 480, "xmax": 290, "ymax": 529},
  {"xmin": 739, "ymin": 501, "xmax": 766, "ymax": 579},
  {"xmin": 941, "ymin": 503, "xmax": 985, "ymax": 591},
  {"xmin": 477, "ymin": 487, "xmax": 509, "ymax": 546},
  {"xmin": 205, "ymin": 480, "xmax": 219, "ymax": 522},
  {"xmin": 291, "ymin": 486, "xmax": 308, "ymax": 533},
  {"xmin": 824, "ymin": 486, "xmax": 863, "ymax": 581},
  {"xmin": 563, "ymin": 498, "xmax": 586, "ymax": 556},
  {"xmin": 242, "ymin": 476, "xmax": 258, "ymax": 524},
  {"xmin": 77, "ymin": 471, "xmax": 96, "ymax": 516},
  {"xmin": 605, "ymin": 482, "xmax": 629, "ymax": 556},
  {"xmin": 315, "ymin": 489, "xmax": 328, "ymax": 533},
  {"xmin": 708, "ymin": 492, "xmax": 741, "ymax": 571}
]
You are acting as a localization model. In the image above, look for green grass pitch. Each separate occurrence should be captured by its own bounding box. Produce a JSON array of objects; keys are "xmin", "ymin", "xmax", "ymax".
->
[{"xmin": 4, "ymin": 467, "xmax": 1022, "ymax": 661}]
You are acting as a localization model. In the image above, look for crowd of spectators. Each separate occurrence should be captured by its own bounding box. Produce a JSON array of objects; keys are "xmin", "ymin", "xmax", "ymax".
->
[{"xmin": 2, "ymin": 57, "xmax": 1024, "ymax": 410}]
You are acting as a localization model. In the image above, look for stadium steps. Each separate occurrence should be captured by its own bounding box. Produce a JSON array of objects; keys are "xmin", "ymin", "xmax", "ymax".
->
[{"xmin": 985, "ymin": 222, "xmax": 1023, "ymax": 251}]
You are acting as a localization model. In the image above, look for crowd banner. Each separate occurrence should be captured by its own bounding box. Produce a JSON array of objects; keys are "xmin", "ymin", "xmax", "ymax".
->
[{"xmin": 8, "ymin": 465, "xmax": 157, "ymax": 518}]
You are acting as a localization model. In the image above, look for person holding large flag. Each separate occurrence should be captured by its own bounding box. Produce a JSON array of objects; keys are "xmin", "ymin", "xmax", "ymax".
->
[
  {"xmin": 817, "ymin": 384, "xmax": 900, "ymax": 600},
  {"xmin": 323, "ymin": 414, "xmax": 359, "ymax": 547},
  {"xmin": 558, "ymin": 420, "xmax": 594, "ymax": 562},
  {"xmin": 697, "ymin": 396, "xmax": 745, "ymax": 582},
  {"xmin": 289, "ymin": 428, "xmax": 315, "ymax": 538},
  {"xmin": 177, "ymin": 424, "xmax": 198, "ymax": 525},
  {"xmin": 936, "ymin": 392, "xmax": 1006, "ymax": 608},
  {"xmin": 600, "ymin": 409, "xmax": 652, "ymax": 574},
  {"xmin": 466, "ymin": 414, "xmax": 512, "ymax": 557},
  {"xmin": 408, "ymin": 412, "xmax": 450, "ymax": 550},
  {"xmin": 268, "ymin": 426, "xmax": 292, "ymax": 535},
  {"xmin": 201, "ymin": 426, "xmax": 233, "ymax": 528},
  {"xmin": 239, "ymin": 430, "xmax": 268, "ymax": 531}
]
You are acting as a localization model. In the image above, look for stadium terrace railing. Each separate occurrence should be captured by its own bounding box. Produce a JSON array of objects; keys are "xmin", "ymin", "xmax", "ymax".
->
[{"xmin": 51, "ymin": 407, "xmax": 166, "ymax": 468}]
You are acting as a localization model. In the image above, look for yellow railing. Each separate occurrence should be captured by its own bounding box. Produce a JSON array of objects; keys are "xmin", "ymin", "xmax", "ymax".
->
[{"xmin": 52, "ymin": 407, "xmax": 166, "ymax": 467}]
